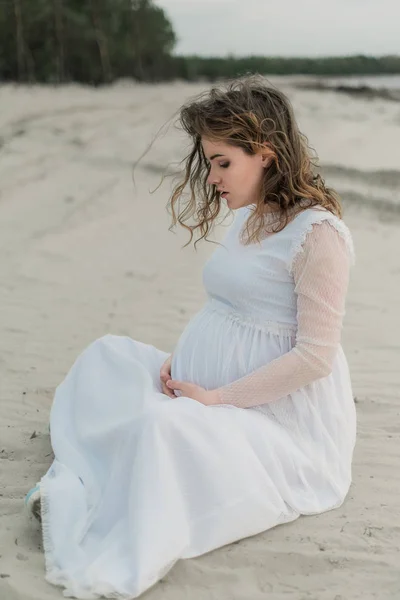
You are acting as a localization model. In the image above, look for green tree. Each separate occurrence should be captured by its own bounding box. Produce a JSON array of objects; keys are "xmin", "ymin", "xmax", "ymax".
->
[{"xmin": 0, "ymin": 0, "xmax": 177, "ymax": 83}]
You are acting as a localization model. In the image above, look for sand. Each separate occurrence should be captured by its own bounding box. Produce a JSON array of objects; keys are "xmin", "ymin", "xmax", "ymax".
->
[{"xmin": 0, "ymin": 79, "xmax": 399, "ymax": 600}]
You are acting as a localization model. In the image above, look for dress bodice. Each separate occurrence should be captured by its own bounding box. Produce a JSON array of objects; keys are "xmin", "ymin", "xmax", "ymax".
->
[{"xmin": 202, "ymin": 206, "xmax": 354, "ymax": 330}]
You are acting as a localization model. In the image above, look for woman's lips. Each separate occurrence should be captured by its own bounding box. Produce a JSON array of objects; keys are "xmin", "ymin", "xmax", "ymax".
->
[{"xmin": 221, "ymin": 192, "xmax": 229, "ymax": 199}]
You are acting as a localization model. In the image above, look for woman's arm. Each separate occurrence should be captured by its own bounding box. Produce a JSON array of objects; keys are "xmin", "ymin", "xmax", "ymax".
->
[{"xmin": 216, "ymin": 220, "xmax": 353, "ymax": 408}]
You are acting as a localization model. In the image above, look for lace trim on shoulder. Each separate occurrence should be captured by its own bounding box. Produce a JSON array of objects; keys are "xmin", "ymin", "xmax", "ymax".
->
[{"xmin": 288, "ymin": 213, "xmax": 356, "ymax": 274}]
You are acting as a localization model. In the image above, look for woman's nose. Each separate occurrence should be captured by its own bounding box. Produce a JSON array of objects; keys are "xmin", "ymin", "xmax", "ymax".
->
[{"xmin": 206, "ymin": 170, "xmax": 221, "ymax": 186}]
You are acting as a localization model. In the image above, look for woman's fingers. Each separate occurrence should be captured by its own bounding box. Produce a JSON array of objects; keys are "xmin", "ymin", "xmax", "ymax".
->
[
  {"xmin": 160, "ymin": 363, "xmax": 172, "ymax": 381},
  {"xmin": 160, "ymin": 375, "xmax": 176, "ymax": 398},
  {"xmin": 161, "ymin": 377, "xmax": 176, "ymax": 398},
  {"xmin": 160, "ymin": 355, "xmax": 176, "ymax": 398},
  {"xmin": 166, "ymin": 380, "xmax": 184, "ymax": 391},
  {"xmin": 160, "ymin": 356, "xmax": 174, "ymax": 397},
  {"xmin": 165, "ymin": 380, "xmax": 211, "ymax": 405}
]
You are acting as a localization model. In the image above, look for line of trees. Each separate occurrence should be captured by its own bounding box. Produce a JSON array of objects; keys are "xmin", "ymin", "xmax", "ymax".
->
[
  {"xmin": 0, "ymin": 0, "xmax": 176, "ymax": 83},
  {"xmin": 1, "ymin": 1, "xmax": 400, "ymax": 84},
  {"xmin": 173, "ymin": 55, "xmax": 400, "ymax": 82}
]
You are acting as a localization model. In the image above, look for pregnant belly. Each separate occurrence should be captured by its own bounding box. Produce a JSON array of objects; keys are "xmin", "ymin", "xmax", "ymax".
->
[{"xmin": 171, "ymin": 304, "xmax": 293, "ymax": 391}]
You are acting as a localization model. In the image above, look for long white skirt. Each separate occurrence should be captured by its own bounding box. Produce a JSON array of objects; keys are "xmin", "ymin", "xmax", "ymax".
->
[
  {"xmin": 40, "ymin": 333, "xmax": 349, "ymax": 599},
  {"xmin": 40, "ymin": 335, "xmax": 301, "ymax": 598}
]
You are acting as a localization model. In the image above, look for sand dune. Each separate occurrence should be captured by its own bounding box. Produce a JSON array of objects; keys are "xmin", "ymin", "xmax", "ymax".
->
[{"xmin": 0, "ymin": 79, "xmax": 399, "ymax": 599}]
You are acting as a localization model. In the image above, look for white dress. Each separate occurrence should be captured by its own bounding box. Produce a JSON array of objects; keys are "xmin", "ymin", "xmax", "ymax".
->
[{"xmin": 40, "ymin": 206, "xmax": 356, "ymax": 599}]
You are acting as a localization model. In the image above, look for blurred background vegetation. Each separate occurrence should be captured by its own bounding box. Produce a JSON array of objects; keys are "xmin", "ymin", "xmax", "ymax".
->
[{"xmin": 1, "ymin": 0, "xmax": 400, "ymax": 84}]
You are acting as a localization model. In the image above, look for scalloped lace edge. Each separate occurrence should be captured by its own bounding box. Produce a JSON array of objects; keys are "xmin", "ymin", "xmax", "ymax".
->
[{"xmin": 288, "ymin": 214, "xmax": 356, "ymax": 275}]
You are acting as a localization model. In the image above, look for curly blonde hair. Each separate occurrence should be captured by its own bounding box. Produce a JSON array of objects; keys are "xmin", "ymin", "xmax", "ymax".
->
[{"xmin": 167, "ymin": 74, "xmax": 342, "ymax": 247}]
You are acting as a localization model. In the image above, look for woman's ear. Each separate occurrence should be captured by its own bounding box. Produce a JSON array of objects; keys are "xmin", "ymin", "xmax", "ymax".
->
[
  {"xmin": 260, "ymin": 144, "xmax": 274, "ymax": 168},
  {"xmin": 261, "ymin": 152, "xmax": 273, "ymax": 168},
  {"xmin": 261, "ymin": 156, "xmax": 271, "ymax": 168},
  {"xmin": 260, "ymin": 143, "xmax": 277, "ymax": 169}
]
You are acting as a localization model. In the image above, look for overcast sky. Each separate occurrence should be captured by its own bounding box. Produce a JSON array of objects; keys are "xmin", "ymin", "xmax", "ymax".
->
[{"xmin": 156, "ymin": 0, "xmax": 399, "ymax": 57}]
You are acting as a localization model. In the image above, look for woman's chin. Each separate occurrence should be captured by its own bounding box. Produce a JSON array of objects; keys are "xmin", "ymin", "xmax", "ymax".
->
[
  {"xmin": 226, "ymin": 197, "xmax": 236, "ymax": 209},
  {"xmin": 228, "ymin": 199, "xmax": 245, "ymax": 210}
]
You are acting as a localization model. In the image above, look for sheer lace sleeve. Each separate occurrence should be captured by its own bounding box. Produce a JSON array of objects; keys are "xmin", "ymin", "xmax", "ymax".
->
[{"xmin": 216, "ymin": 219, "xmax": 354, "ymax": 408}]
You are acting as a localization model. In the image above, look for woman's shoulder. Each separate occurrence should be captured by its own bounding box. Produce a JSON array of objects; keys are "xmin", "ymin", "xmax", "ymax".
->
[
  {"xmin": 287, "ymin": 205, "xmax": 355, "ymax": 269},
  {"xmin": 291, "ymin": 204, "xmax": 339, "ymax": 224},
  {"xmin": 290, "ymin": 205, "xmax": 352, "ymax": 239}
]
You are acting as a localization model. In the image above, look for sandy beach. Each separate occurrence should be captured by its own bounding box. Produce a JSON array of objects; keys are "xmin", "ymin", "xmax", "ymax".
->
[{"xmin": 0, "ymin": 78, "xmax": 399, "ymax": 599}]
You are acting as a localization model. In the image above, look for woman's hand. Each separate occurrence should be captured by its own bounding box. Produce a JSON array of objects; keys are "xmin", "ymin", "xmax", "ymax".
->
[
  {"xmin": 160, "ymin": 354, "xmax": 175, "ymax": 398},
  {"xmin": 166, "ymin": 379, "xmax": 221, "ymax": 406}
]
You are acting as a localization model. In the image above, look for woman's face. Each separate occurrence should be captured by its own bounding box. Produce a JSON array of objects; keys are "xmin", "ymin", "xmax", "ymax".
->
[{"xmin": 202, "ymin": 137, "xmax": 272, "ymax": 210}]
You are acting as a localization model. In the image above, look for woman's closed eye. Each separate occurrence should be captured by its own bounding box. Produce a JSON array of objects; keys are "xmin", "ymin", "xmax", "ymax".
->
[{"xmin": 206, "ymin": 161, "xmax": 230, "ymax": 170}]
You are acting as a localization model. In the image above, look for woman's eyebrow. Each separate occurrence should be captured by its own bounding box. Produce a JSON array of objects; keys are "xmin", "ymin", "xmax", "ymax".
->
[{"xmin": 208, "ymin": 153, "xmax": 224, "ymax": 161}]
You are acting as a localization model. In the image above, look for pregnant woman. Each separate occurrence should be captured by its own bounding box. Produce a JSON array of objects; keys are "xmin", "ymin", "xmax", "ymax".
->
[{"xmin": 26, "ymin": 75, "xmax": 356, "ymax": 599}]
